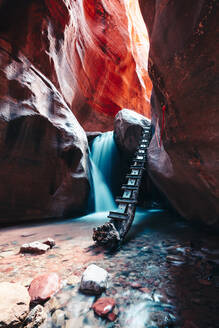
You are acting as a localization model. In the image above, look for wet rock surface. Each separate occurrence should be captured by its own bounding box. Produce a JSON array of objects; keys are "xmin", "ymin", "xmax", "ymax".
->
[
  {"xmin": 0, "ymin": 210, "xmax": 218, "ymax": 327},
  {"xmin": 92, "ymin": 297, "xmax": 116, "ymax": 318},
  {"xmin": 80, "ymin": 264, "xmax": 108, "ymax": 295}
]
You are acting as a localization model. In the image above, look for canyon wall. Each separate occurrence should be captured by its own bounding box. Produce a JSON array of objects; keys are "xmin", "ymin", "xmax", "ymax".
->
[
  {"xmin": 140, "ymin": 0, "xmax": 219, "ymax": 224},
  {"xmin": 0, "ymin": 0, "xmax": 151, "ymax": 222},
  {"xmin": 0, "ymin": 0, "xmax": 151, "ymax": 131}
]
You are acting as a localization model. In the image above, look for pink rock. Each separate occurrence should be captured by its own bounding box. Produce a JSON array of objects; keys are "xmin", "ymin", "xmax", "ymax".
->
[
  {"xmin": 92, "ymin": 297, "xmax": 116, "ymax": 317},
  {"xmin": 28, "ymin": 272, "xmax": 60, "ymax": 303}
]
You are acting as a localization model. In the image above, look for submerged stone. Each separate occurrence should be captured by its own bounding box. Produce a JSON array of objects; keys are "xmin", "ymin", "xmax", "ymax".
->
[
  {"xmin": 92, "ymin": 297, "xmax": 116, "ymax": 317},
  {"xmin": 80, "ymin": 264, "xmax": 108, "ymax": 295}
]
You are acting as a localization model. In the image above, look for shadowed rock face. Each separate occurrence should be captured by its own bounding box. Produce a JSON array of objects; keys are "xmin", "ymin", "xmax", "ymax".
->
[
  {"xmin": 139, "ymin": 0, "xmax": 219, "ymax": 224},
  {"xmin": 0, "ymin": 52, "xmax": 89, "ymax": 222}
]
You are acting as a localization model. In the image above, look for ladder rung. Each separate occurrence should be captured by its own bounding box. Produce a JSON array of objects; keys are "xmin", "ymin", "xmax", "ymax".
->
[
  {"xmin": 115, "ymin": 198, "xmax": 138, "ymax": 204},
  {"xmin": 134, "ymin": 153, "xmax": 147, "ymax": 158},
  {"xmin": 130, "ymin": 165, "xmax": 144, "ymax": 169},
  {"xmin": 132, "ymin": 158, "xmax": 146, "ymax": 163},
  {"xmin": 121, "ymin": 185, "xmax": 139, "ymax": 191},
  {"xmin": 108, "ymin": 211, "xmax": 128, "ymax": 220},
  {"xmin": 126, "ymin": 174, "xmax": 142, "ymax": 179},
  {"xmin": 141, "ymin": 140, "xmax": 150, "ymax": 144}
]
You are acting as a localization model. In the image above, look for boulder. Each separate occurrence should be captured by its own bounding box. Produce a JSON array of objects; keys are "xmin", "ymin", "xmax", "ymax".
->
[
  {"xmin": 28, "ymin": 273, "xmax": 60, "ymax": 304},
  {"xmin": 0, "ymin": 282, "xmax": 30, "ymax": 327},
  {"xmin": 140, "ymin": 0, "xmax": 219, "ymax": 224},
  {"xmin": 80, "ymin": 264, "xmax": 108, "ymax": 295},
  {"xmin": 114, "ymin": 109, "xmax": 151, "ymax": 156},
  {"xmin": 0, "ymin": 52, "xmax": 89, "ymax": 223}
]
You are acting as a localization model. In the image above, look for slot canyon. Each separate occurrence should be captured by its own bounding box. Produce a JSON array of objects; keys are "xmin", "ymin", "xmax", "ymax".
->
[{"xmin": 0, "ymin": 1, "xmax": 218, "ymax": 327}]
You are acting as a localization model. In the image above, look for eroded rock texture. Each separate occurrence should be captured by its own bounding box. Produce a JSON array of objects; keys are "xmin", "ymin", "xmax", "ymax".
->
[
  {"xmin": 0, "ymin": 51, "xmax": 89, "ymax": 222},
  {"xmin": 0, "ymin": 0, "xmax": 152, "ymax": 222},
  {"xmin": 0, "ymin": 0, "xmax": 151, "ymax": 131},
  {"xmin": 140, "ymin": 0, "xmax": 219, "ymax": 224}
]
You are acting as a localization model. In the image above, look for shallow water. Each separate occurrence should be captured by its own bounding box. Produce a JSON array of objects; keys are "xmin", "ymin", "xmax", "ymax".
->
[
  {"xmin": 0, "ymin": 209, "xmax": 219, "ymax": 327},
  {"xmin": 0, "ymin": 131, "xmax": 219, "ymax": 327}
]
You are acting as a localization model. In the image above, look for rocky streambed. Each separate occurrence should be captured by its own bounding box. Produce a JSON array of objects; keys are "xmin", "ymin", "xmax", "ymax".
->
[{"xmin": 0, "ymin": 210, "xmax": 219, "ymax": 328}]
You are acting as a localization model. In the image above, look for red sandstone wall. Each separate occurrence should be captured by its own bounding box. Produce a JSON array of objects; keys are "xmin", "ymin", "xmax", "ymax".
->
[
  {"xmin": 140, "ymin": 0, "xmax": 219, "ymax": 224},
  {"xmin": 0, "ymin": 0, "xmax": 151, "ymax": 132},
  {"xmin": 0, "ymin": 0, "xmax": 152, "ymax": 222}
]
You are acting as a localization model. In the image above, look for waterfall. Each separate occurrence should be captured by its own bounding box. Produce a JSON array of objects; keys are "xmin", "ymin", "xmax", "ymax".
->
[{"xmin": 89, "ymin": 131, "xmax": 120, "ymax": 212}]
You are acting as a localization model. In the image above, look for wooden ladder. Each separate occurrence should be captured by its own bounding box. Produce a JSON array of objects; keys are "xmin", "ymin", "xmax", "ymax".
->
[{"xmin": 93, "ymin": 124, "xmax": 152, "ymax": 249}]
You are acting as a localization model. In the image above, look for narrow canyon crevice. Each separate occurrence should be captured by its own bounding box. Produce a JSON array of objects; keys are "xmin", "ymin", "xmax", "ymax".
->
[{"xmin": 0, "ymin": 1, "xmax": 219, "ymax": 327}]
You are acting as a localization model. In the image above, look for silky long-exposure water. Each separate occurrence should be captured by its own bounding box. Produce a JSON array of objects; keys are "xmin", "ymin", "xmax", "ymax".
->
[
  {"xmin": 0, "ymin": 132, "xmax": 218, "ymax": 328},
  {"xmin": 89, "ymin": 131, "xmax": 119, "ymax": 212}
]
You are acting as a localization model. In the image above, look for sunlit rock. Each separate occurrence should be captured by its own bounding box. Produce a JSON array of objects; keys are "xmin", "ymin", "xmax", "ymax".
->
[
  {"xmin": 28, "ymin": 273, "xmax": 60, "ymax": 304},
  {"xmin": 0, "ymin": 0, "xmax": 151, "ymax": 132},
  {"xmin": 20, "ymin": 242, "xmax": 50, "ymax": 254},
  {"xmin": 140, "ymin": 0, "xmax": 219, "ymax": 224},
  {"xmin": 0, "ymin": 282, "xmax": 30, "ymax": 327},
  {"xmin": 80, "ymin": 264, "xmax": 108, "ymax": 295}
]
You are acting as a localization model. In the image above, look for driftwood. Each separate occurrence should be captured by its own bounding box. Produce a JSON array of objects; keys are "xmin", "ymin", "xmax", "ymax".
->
[{"xmin": 93, "ymin": 124, "xmax": 151, "ymax": 249}]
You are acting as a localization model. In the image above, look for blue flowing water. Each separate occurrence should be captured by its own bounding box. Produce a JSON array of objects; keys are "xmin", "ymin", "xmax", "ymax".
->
[{"xmin": 89, "ymin": 131, "xmax": 121, "ymax": 212}]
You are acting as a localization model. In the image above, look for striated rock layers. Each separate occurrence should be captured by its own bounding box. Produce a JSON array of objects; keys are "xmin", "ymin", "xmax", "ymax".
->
[
  {"xmin": 140, "ymin": 0, "xmax": 219, "ymax": 224},
  {"xmin": 0, "ymin": 0, "xmax": 151, "ymax": 131},
  {"xmin": 0, "ymin": 0, "xmax": 152, "ymax": 222},
  {"xmin": 0, "ymin": 55, "xmax": 90, "ymax": 222}
]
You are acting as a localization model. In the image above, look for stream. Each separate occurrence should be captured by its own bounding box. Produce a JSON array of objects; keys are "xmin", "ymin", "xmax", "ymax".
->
[{"xmin": 0, "ymin": 132, "xmax": 218, "ymax": 328}]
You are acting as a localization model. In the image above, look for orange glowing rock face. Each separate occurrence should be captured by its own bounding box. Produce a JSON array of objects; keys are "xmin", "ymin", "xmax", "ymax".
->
[
  {"xmin": 45, "ymin": 0, "xmax": 152, "ymax": 130},
  {"xmin": 0, "ymin": 1, "xmax": 151, "ymax": 132}
]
